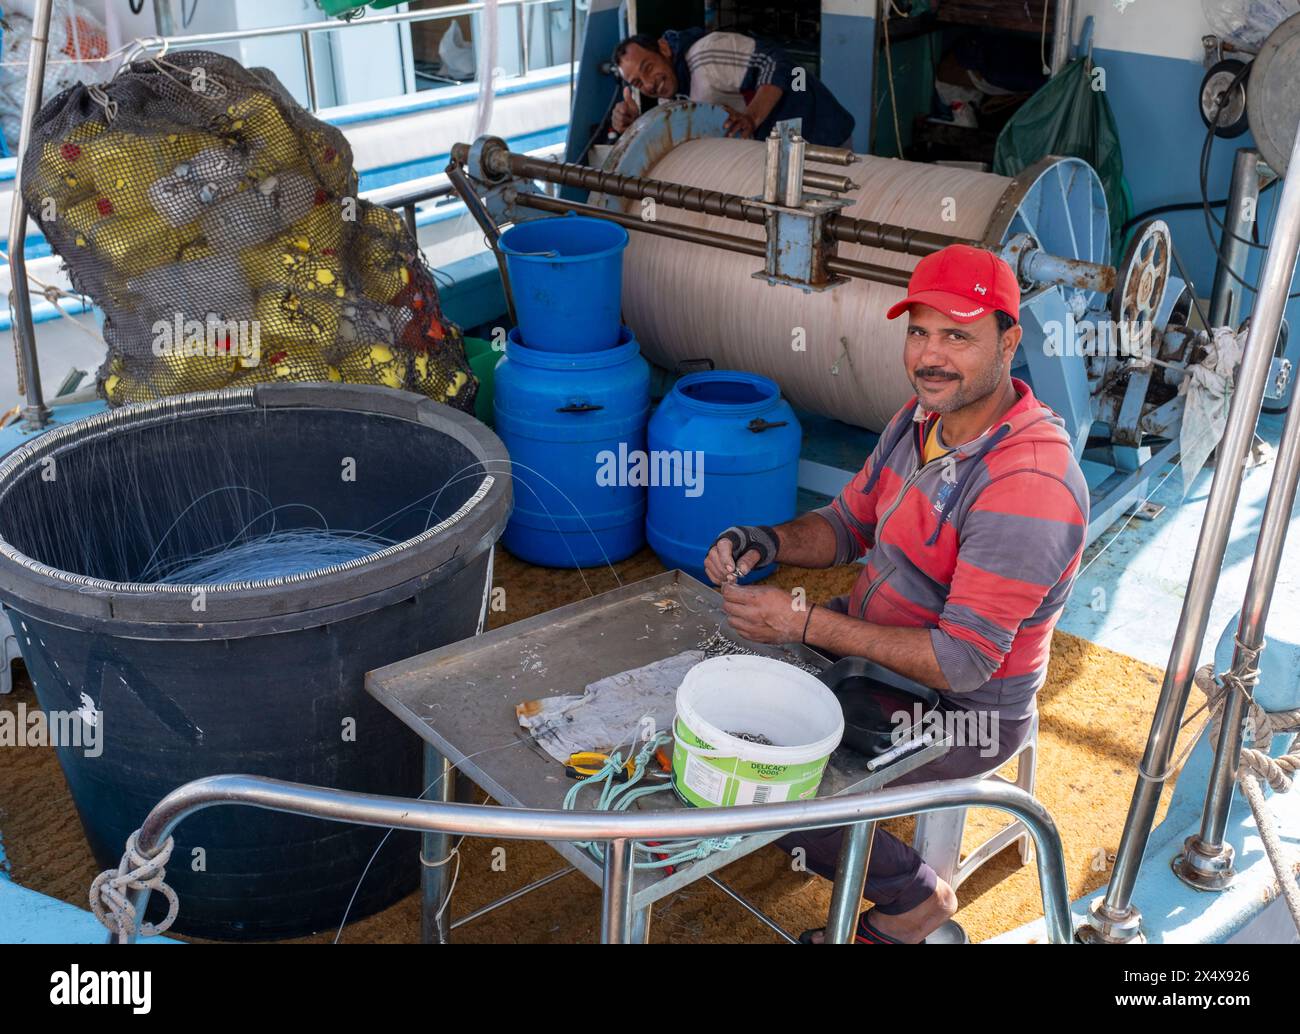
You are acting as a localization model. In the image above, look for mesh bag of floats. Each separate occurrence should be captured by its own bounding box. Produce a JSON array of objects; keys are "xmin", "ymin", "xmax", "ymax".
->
[{"xmin": 21, "ymin": 50, "xmax": 476, "ymax": 412}]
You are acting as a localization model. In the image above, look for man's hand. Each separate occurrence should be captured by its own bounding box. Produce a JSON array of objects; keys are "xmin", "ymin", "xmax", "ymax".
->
[
  {"xmin": 704, "ymin": 537, "xmax": 759, "ymax": 585},
  {"xmin": 703, "ymin": 525, "xmax": 779, "ymax": 585},
  {"xmin": 723, "ymin": 106, "xmax": 758, "ymax": 138},
  {"xmin": 611, "ymin": 86, "xmax": 641, "ymax": 133},
  {"xmin": 721, "ymin": 583, "xmax": 803, "ymax": 644}
]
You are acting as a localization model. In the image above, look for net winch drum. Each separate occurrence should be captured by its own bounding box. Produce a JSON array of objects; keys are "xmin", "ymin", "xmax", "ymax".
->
[
  {"xmin": 0, "ymin": 383, "xmax": 512, "ymax": 939},
  {"xmin": 604, "ymin": 128, "xmax": 1112, "ymax": 432}
]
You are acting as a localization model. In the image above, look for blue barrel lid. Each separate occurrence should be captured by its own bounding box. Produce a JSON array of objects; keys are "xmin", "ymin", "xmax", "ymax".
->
[{"xmin": 669, "ymin": 370, "xmax": 785, "ymax": 417}]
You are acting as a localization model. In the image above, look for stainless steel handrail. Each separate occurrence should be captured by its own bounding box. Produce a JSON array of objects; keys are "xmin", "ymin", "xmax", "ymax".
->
[
  {"xmin": 113, "ymin": 772, "xmax": 1074, "ymax": 945},
  {"xmin": 1086, "ymin": 122, "xmax": 1300, "ymax": 943},
  {"xmin": 6, "ymin": 0, "xmax": 54, "ymax": 431}
]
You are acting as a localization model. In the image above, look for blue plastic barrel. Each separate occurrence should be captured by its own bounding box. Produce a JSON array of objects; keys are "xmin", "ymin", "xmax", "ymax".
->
[
  {"xmin": 499, "ymin": 214, "xmax": 629, "ymax": 352},
  {"xmin": 647, "ymin": 370, "xmax": 801, "ymax": 584},
  {"xmin": 495, "ymin": 326, "xmax": 650, "ymax": 566}
]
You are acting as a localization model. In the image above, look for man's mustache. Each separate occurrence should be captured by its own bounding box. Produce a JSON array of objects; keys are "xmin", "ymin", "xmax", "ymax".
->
[{"xmin": 913, "ymin": 367, "xmax": 960, "ymax": 381}]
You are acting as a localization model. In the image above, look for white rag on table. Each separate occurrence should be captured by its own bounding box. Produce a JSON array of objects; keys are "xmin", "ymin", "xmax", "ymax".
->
[{"xmin": 515, "ymin": 650, "xmax": 703, "ymax": 764}]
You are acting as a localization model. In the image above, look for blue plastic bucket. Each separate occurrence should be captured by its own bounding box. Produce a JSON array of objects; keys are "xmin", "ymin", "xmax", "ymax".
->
[
  {"xmin": 495, "ymin": 325, "xmax": 650, "ymax": 566},
  {"xmin": 647, "ymin": 370, "xmax": 801, "ymax": 584},
  {"xmin": 499, "ymin": 214, "xmax": 629, "ymax": 352}
]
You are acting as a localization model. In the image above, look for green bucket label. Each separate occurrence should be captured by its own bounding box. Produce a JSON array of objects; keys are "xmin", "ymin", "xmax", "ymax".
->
[
  {"xmin": 672, "ymin": 717, "xmax": 830, "ymax": 808},
  {"xmin": 681, "ymin": 753, "xmax": 732, "ymax": 806}
]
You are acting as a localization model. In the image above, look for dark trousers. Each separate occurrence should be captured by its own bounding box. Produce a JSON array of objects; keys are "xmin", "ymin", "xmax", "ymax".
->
[{"xmin": 776, "ymin": 710, "xmax": 1035, "ymax": 914}]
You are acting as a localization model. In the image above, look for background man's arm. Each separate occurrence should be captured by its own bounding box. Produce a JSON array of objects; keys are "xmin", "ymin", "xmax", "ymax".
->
[
  {"xmin": 733, "ymin": 83, "xmax": 783, "ymax": 136},
  {"xmin": 684, "ymin": 32, "xmax": 792, "ymax": 136}
]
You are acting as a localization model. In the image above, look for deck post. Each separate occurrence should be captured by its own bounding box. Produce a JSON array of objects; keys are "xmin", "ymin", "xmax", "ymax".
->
[
  {"xmin": 600, "ymin": 838, "xmax": 635, "ymax": 943},
  {"xmin": 420, "ymin": 744, "xmax": 455, "ymax": 944},
  {"xmin": 824, "ymin": 820, "xmax": 875, "ymax": 943},
  {"xmin": 7, "ymin": 0, "xmax": 55, "ymax": 430},
  {"xmin": 1181, "ymin": 269, "xmax": 1300, "ymax": 888}
]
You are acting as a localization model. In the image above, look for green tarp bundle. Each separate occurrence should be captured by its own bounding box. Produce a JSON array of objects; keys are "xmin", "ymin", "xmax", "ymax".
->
[{"xmin": 993, "ymin": 58, "xmax": 1132, "ymax": 259}]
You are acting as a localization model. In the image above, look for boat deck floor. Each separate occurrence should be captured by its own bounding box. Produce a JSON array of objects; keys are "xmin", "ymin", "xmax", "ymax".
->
[
  {"xmin": 0, "ymin": 547, "xmax": 1197, "ymax": 944},
  {"xmin": 2, "ymin": 410, "xmax": 1296, "ymax": 943}
]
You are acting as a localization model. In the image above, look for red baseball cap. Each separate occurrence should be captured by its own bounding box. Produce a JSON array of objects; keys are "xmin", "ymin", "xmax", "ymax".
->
[{"xmin": 885, "ymin": 244, "xmax": 1020, "ymax": 324}]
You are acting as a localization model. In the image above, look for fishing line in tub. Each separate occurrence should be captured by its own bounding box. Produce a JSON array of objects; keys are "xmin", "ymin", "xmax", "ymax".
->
[
  {"xmin": 138, "ymin": 461, "xmax": 632, "ymax": 586},
  {"xmin": 0, "ymin": 415, "xmax": 632, "ymax": 589}
]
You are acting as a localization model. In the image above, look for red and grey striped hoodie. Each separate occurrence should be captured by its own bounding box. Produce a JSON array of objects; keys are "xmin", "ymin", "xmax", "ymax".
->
[{"xmin": 815, "ymin": 378, "xmax": 1089, "ymax": 720}]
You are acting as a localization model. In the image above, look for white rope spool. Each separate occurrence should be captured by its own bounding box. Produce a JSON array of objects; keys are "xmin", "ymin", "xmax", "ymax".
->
[{"xmin": 618, "ymin": 139, "xmax": 1017, "ymax": 431}]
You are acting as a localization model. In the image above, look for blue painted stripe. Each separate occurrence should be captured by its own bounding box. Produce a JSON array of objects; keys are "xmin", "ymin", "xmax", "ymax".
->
[
  {"xmin": 0, "ymin": 294, "xmax": 94, "ymax": 333},
  {"xmin": 820, "ymin": 12, "xmax": 874, "ymax": 155},
  {"xmin": 1, "ymin": 234, "xmax": 53, "ymax": 262}
]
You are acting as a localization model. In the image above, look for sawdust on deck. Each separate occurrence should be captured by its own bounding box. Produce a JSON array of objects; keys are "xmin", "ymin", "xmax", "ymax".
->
[{"xmin": 0, "ymin": 546, "xmax": 1202, "ymax": 943}]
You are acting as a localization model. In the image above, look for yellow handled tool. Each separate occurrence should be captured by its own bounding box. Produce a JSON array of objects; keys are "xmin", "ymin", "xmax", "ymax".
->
[
  {"xmin": 565, "ymin": 751, "xmax": 636, "ymax": 782},
  {"xmin": 564, "ymin": 749, "xmax": 672, "ymax": 782}
]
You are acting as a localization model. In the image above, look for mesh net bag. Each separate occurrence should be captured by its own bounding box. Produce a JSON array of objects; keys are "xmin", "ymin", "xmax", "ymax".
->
[{"xmin": 21, "ymin": 50, "xmax": 476, "ymax": 413}]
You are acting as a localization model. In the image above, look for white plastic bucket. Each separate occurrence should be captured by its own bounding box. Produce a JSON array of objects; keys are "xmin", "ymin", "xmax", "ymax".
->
[{"xmin": 672, "ymin": 655, "xmax": 845, "ymax": 808}]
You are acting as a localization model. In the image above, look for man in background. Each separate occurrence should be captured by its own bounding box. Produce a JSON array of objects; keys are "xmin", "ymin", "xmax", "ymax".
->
[{"xmin": 610, "ymin": 28, "xmax": 855, "ymax": 146}]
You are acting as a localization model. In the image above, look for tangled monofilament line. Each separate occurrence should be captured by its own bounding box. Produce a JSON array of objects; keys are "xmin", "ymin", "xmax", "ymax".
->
[{"xmin": 150, "ymin": 528, "xmax": 399, "ymax": 584}]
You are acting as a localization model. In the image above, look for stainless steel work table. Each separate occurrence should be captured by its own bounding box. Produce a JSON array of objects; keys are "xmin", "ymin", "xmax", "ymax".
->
[{"xmin": 367, "ymin": 568, "xmax": 950, "ymax": 943}]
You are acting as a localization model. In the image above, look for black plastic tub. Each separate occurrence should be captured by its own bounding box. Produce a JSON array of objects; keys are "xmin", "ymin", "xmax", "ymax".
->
[{"xmin": 0, "ymin": 383, "xmax": 511, "ymax": 939}]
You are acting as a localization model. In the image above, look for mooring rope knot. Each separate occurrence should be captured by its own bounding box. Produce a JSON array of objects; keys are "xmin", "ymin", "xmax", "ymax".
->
[
  {"xmin": 1195, "ymin": 661, "xmax": 1300, "ymax": 781},
  {"xmin": 89, "ymin": 831, "xmax": 179, "ymax": 943},
  {"xmin": 1195, "ymin": 661, "xmax": 1300, "ymax": 934}
]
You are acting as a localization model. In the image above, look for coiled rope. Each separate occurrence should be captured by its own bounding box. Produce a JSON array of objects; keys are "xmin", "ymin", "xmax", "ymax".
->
[
  {"xmin": 562, "ymin": 732, "xmax": 744, "ymax": 868},
  {"xmin": 89, "ymin": 831, "xmax": 180, "ymax": 943},
  {"xmin": 1195, "ymin": 654, "xmax": 1300, "ymax": 933}
]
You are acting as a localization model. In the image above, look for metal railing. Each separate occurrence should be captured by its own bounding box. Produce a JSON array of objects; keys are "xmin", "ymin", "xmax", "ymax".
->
[
  {"xmin": 109, "ymin": 772, "xmax": 1075, "ymax": 945},
  {"xmin": 1082, "ymin": 118, "xmax": 1300, "ymax": 944},
  {"xmin": 121, "ymin": 0, "xmax": 574, "ymax": 112}
]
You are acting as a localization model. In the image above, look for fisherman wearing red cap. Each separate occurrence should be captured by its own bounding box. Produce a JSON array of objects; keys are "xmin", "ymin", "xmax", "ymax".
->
[{"xmin": 704, "ymin": 243, "xmax": 1089, "ymax": 944}]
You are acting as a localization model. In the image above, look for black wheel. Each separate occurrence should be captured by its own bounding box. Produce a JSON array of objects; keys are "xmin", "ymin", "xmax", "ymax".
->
[{"xmin": 1200, "ymin": 58, "xmax": 1251, "ymax": 138}]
